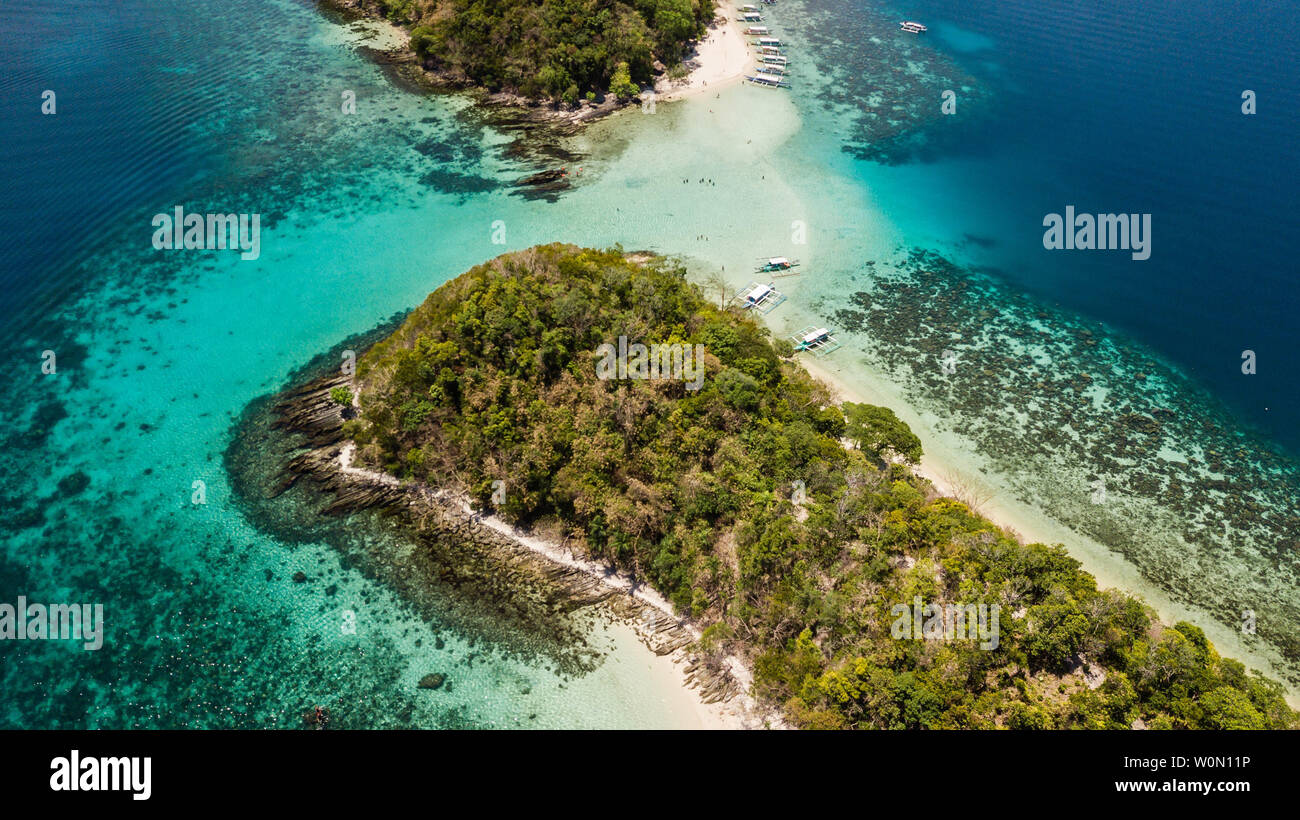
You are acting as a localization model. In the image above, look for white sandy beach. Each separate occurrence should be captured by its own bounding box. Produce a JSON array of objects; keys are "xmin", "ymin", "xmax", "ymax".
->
[
  {"xmin": 657, "ymin": 16, "xmax": 754, "ymax": 102},
  {"xmin": 796, "ymin": 355, "xmax": 1300, "ymax": 706}
]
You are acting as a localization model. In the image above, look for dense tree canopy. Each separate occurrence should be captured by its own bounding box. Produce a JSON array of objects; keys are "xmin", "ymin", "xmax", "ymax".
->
[
  {"xmin": 346, "ymin": 245, "xmax": 1298, "ymax": 729},
  {"xmin": 374, "ymin": 0, "xmax": 714, "ymax": 99}
]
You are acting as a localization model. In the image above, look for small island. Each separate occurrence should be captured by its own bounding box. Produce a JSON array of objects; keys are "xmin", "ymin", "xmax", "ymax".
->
[
  {"xmin": 332, "ymin": 0, "xmax": 722, "ymax": 118},
  {"xmin": 270, "ymin": 245, "xmax": 1297, "ymax": 729}
]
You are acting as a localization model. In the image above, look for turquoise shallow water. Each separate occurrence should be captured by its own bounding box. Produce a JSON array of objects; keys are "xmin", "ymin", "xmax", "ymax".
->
[
  {"xmin": 0, "ymin": 0, "xmax": 713, "ymax": 728},
  {"xmin": 2, "ymin": 0, "xmax": 1298, "ymax": 726}
]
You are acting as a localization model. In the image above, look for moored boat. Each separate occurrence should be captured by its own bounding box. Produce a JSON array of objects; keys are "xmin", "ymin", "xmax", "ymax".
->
[
  {"xmin": 789, "ymin": 325, "xmax": 841, "ymax": 355},
  {"xmin": 900, "ymin": 21, "xmax": 927, "ymax": 33},
  {"xmin": 756, "ymin": 256, "xmax": 799, "ymax": 272},
  {"xmin": 731, "ymin": 281, "xmax": 787, "ymax": 313}
]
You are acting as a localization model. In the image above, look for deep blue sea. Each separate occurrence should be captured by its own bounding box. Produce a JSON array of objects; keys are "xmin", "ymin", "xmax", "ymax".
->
[
  {"xmin": 868, "ymin": 0, "xmax": 1300, "ymax": 454},
  {"xmin": 1, "ymin": 0, "xmax": 1297, "ymax": 726}
]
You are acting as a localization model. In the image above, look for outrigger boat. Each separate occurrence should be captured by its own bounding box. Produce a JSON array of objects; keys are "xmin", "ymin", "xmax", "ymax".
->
[
  {"xmin": 759, "ymin": 54, "xmax": 789, "ymax": 65},
  {"xmin": 900, "ymin": 21, "xmax": 927, "ymax": 33},
  {"xmin": 755, "ymin": 36, "xmax": 782, "ymax": 47},
  {"xmin": 790, "ymin": 325, "xmax": 842, "ymax": 356},
  {"xmin": 755, "ymin": 256, "xmax": 799, "ymax": 273},
  {"xmin": 738, "ymin": 3, "xmax": 761, "ymax": 11},
  {"xmin": 743, "ymin": 25, "xmax": 771, "ymax": 35},
  {"xmin": 731, "ymin": 281, "xmax": 786, "ymax": 314},
  {"xmin": 739, "ymin": 11, "xmax": 763, "ymax": 22},
  {"xmin": 756, "ymin": 63, "xmax": 786, "ymax": 75},
  {"xmin": 746, "ymin": 73, "xmax": 791, "ymax": 88}
]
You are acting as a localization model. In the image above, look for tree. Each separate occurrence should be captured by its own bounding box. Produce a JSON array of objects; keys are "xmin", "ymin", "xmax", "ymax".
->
[
  {"xmin": 700, "ymin": 270, "xmax": 730, "ymax": 308},
  {"xmin": 410, "ymin": 25, "xmax": 438, "ymax": 60},
  {"xmin": 842, "ymin": 402, "xmax": 923, "ymax": 464},
  {"xmin": 537, "ymin": 64, "xmax": 571, "ymax": 99},
  {"xmin": 652, "ymin": 0, "xmax": 697, "ymax": 62},
  {"xmin": 330, "ymin": 386, "xmax": 353, "ymax": 407},
  {"xmin": 1196, "ymin": 686, "xmax": 1266, "ymax": 730},
  {"xmin": 610, "ymin": 61, "xmax": 640, "ymax": 100}
]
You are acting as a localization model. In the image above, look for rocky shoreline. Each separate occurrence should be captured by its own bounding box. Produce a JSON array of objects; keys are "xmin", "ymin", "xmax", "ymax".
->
[{"xmin": 255, "ymin": 369, "xmax": 771, "ymax": 724}]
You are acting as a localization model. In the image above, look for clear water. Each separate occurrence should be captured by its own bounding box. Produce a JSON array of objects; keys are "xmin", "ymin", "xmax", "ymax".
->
[{"xmin": 2, "ymin": 0, "xmax": 1297, "ymax": 727}]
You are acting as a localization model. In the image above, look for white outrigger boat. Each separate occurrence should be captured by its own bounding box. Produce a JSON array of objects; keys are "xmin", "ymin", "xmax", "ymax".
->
[
  {"xmin": 755, "ymin": 256, "xmax": 800, "ymax": 273},
  {"xmin": 739, "ymin": 11, "xmax": 763, "ymax": 22},
  {"xmin": 737, "ymin": 3, "xmax": 761, "ymax": 11},
  {"xmin": 759, "ymin": 53, "xmax": 789, "ymax": 65},
  {"xmin": 755, "ymin": 62, "xmax": 786, "ymax": 75},
  {"xmin": 746, "ymin": 73, "xmax": 791, "ymax": 88},
  {"xmin": 731, "ymin": 281, "xmax": 787, "ymax": 314},
  {"xmin": 900, "ymin": 21, "xmax": 927, "ymax": 33},
  {"xmin": 754, "ymin": 36, "xmax": 782, "ymax": 47},
  {"xmin": 743, "ymin": 25, "xmax": 771, "ymax": 36},
  {"xmin": 790, "ymin": 326, "xmax": 842, "ymax": 356}
]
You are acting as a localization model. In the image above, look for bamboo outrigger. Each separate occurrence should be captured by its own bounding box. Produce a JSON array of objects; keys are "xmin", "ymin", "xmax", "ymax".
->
[
  {"xmin": 755, "ymin": 256, "xmax": 799, "ymax": 273},
  {"xmin": 790, "ymin": 325, "xmax": 841, "ymax": 356},
  {"xmin": 745, "ymin": 74, "xmax": 790, "ymax": 88},
  {"xmin": 730, "ymin": 281, "xmax": 786, "ymax": 314}
]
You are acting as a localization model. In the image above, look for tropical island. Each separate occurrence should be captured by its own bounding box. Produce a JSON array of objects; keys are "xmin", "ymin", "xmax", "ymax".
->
[
  {"xmin": 333, "ymin": 0, "xmax": 719, "ymax": 106},
  {"xmin": 263, "ymin": 244, "xmax": 1297, "ymax": 730}
]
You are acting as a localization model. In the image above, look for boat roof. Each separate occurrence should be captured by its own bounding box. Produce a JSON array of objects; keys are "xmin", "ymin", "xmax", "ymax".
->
[{"xmin": 803, "ymin": 327, "xmax": 829, "ymax": 342}]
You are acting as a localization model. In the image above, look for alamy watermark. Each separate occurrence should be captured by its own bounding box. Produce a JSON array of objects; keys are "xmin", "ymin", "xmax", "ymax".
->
[
  {"xmin": 151, "ymin": 206, "xmax": 261, "ymax": 260},
  {"xmin": 50, "ymin": 750, "xmax": 150, "ymax": 800},
  {"xmin": 1042, "ymin": 205, "xmax": 1151, "ymax": 260},
  {"xmin": 0, "ymin": 595, "xmax": 104, "ymax": 650},
  {"xmin": 891, "ymin": 596, "xmax": 1000, "ymax": 650},
  {"xmin": 596, "ymin": 336, "xmax": 705, "ymax": 391}
]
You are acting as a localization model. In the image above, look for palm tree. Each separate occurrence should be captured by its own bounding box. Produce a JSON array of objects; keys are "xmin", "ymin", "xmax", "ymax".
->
[{"xmin": 701, "ymin": 270, "xmax": 730, "ymax": 308}]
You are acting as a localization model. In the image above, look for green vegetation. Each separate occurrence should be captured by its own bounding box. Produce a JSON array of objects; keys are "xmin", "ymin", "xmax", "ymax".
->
[
  {"xmin": 330, "ymin": 386, "xmax": 354, "ymax": 407},
  {"xmin": 347, "ymin": 244, "xmax": 1297, "ymax": 729},
  {"xmin": 843, "ymin": 402, "xmax": 923, "ymax": 465},
  {"xmin": 387, "ymin": 0, "xmax": 715, "ymax": 99}
]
